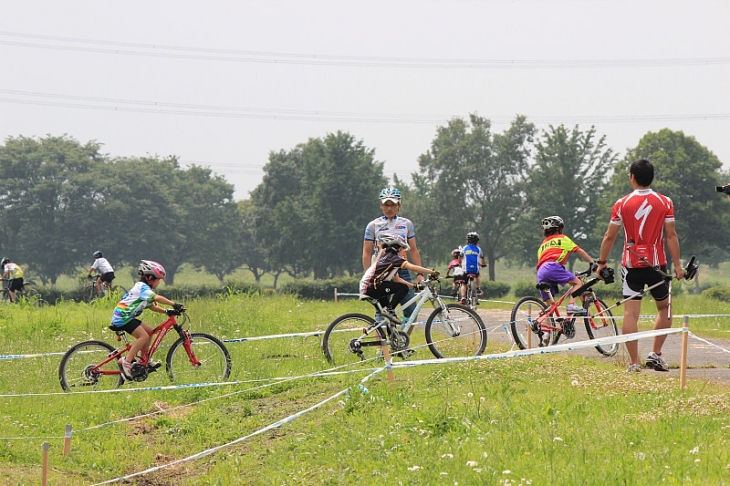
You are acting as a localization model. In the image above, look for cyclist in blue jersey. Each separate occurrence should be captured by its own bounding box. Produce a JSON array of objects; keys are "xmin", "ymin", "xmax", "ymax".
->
[{"xmin": 460, "ymin": 232, "xmax": 486, "ymax": 304}]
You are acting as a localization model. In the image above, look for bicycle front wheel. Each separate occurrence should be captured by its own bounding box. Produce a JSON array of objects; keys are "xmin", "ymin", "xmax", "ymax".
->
[
  {"xmin": 59, "ymin": 340, "xmax": 124, "ymax": 392},
  {"xmin": 322, "ymin": 313, "xmax": 385, "ymax": 365},
  {"xmin": 166, "ymin": 332, "xmax": 231, "ymax": 384},
  {"xmin": 583, "ymin": 297, "xmax": 619, "ymax": 356},
  {"xmin": 425, "ymin": 303, "xmax": 486, "ymax": 359},
  {"xmin": 22, "ymin": 287, "xmax": 47, "ymax": 307},
  {"xmin": 510, "ymin": 297, "xmax": 548, "ymax": 350}
]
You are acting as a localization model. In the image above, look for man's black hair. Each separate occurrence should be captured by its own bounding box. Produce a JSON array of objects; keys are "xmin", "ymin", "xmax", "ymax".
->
[{"xmin": 630, "ymin": 158, "xmax": 654, "ymax": 187}]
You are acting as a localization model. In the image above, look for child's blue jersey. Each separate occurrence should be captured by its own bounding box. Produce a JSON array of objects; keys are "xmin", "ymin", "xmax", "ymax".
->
[{"xmin": 462, "ymin": 244, "xmax": 484, "ymax": 275}]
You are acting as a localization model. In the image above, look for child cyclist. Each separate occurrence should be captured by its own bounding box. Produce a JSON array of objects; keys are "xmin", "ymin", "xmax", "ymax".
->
[
  {"xmin": 446, "ymin": 248, "xmax": 466, "ymax": 297},
  {"xmin": 87, "ymin": 250, "xmax": 115, "ymax": 298},
  {"xmin": 360, "ymin": 234, "xmax": 439, "ymax": 322},
  {"xmin": 111, "ymin": 260, "xmax": 183, "ymax": 380},
  {"xmin": 536, "ymin": 216, "xmax": 596, "ymax": 314},
  {"xmin": 461, "ymin": 232, "xmax": 486, "ymax": 304}
]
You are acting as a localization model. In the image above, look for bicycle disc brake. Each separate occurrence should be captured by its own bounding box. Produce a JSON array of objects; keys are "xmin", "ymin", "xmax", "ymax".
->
[
  {"xmin": 390, "ymin": 330, "xmax": 410, "ymax": 352},
  {"xmin": 129, "ymin": 362, "xmax": 148, "ymax": 382},
  {"xmin": 348, "ymin": 338, "xmax": 366, "ymax": 360}
]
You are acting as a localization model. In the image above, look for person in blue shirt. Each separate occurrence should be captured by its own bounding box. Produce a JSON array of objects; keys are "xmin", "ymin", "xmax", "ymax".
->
[{"xmin": 460, "ymin": 232, "xmax": 486, "ymax": 304}]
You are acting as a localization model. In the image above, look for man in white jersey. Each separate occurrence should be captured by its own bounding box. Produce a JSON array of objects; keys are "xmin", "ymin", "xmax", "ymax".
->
[
  {"xmin": 363, "ymin": 187, "xmax": 424, "ymax": 321},
  {"xmin": 597, "ymin": 159, "xmax": 685, "ymax": 373},
  {"xmin": 87, "ymin": 250, "xmax": 115, "ymax": 297}
]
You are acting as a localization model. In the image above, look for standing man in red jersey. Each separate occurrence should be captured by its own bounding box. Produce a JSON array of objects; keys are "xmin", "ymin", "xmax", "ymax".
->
[{"xmin": 596, "ymin": 159, "xmax": 685, "ymax": 373}]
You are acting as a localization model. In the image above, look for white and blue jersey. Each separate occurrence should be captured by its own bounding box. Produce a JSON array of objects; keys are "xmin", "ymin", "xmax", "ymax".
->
[
  {"xmin": 111, "ymin": 282, "xmax": 156, "ymax": 327},
  {"xmin": 462, "ymin": 244, "xmax": 484, "ymax": 275},
  {"xmin": 364, "ymin": 215, "xmax": 416, "ymax": 281}
]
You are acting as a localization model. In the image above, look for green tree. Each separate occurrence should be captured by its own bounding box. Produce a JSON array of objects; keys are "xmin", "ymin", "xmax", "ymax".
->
[
  {"xmin": 238, "ymin": 199, "xmax": 269, "ymax": 284},
  {"xmin": 516, "ymin": 124, "xmax": 617, "ymax": 270},
  {"xmin": 250, "ymin": 131, "xmax": 385, "ymax": 280},
  {"xmin": 0, "ymin": 135, "xmax": 103, "ymax": 284},
  {"xmin": 414, "ymin": 114, "xmax": 536, "ymax": 280}
]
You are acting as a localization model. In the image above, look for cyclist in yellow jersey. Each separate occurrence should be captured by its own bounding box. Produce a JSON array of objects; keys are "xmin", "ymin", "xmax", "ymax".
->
[{"xmin": 536, "ymin": 217, "xmax": 596, "ymax": 314}]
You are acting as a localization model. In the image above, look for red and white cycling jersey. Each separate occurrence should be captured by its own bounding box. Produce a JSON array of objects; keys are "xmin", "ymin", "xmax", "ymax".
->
[{"xmin": 609, "ymin": 189, "xmax": 675, "ymax": 268}]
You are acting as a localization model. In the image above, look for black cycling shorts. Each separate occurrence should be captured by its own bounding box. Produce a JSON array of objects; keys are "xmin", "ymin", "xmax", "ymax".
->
[
  {"xmin": 8, "ymin": 278, "xmax": 24, "ymax": 292},
  {"xmin": 113, "ymin": 318, "xmax": 143, "ymax": 334},
  {"xmin": 622, "ymin": 266, "xmax": 669, "ymax": 301},
  {"xmin": 100, "ymin": 272, "xmax": 115, "ymax": 283}
]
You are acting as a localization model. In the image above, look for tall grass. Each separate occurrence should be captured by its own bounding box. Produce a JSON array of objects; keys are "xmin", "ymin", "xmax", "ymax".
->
[{"xmin": 0, "ymin": 294, "xmax": 728, "ymax": 484}]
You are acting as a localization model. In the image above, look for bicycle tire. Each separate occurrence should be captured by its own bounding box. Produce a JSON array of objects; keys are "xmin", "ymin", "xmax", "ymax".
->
[
  {"xmin": 0, "ymin": 288, "xmax": 10, "ymax": 303},
  {"xmin": 81, "ymin": 285, "xmax": 96, "ymax": 303},
  {"xmin": 166, "ymin": 332, "xmax": 231, "ymax": 384},
  {"xmin": 510, "ymin": 296, "xmax": 549, "ymax": 350},
  {"xmin": 425, "ymin": 303, "xmax": 487, "ymax": 359},
  {"xmin": 59, "ymin": 340, "xmax": 124, "ymax": 392},
  {"xmin": 322, "ymin": 313, "xmax": 385, "ymax": 365},
  {"xmin": 583, "ymin": 297, "xmax": 619, "ymax": 356},
  {"xmin": 22, "ymin": 287, "xmax": 47, "ymax": 307}
]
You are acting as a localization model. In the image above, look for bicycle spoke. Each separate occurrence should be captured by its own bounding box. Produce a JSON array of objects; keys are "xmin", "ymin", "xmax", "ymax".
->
[
  {"xmin": 58, "ymin": 341, "xmax": 124, "ymax": 392},
  {"xmin": 583, "ymin": 297, "xmax": 619, "ymax": 356},
  {"xmin": 322, "ymin": 313, "xmax": 385, "ymax": 366},
  {"xmin": 166, "ymin": 333, "xmax": 231, "ymax": 385},
  {"xmin": 510, "ymin": 296, "xmax": 549, "ymax": 350},
  {"xmin": 425, "ymin": 304, "xmax": 486, "ymax": 359}
]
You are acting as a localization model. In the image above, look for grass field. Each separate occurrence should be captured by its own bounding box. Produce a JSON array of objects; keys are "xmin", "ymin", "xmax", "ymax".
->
[{"xmin": 0, "ymin": 288, "xmax": 729, "ymax": 484}]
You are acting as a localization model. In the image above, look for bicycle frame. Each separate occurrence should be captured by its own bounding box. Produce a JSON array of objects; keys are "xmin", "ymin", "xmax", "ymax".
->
[
  {"xmin": 533, "ymin": 271, "xmax": 599, "ymax": 336},
  {"xmin": 89, "ymin": 314, "xmax": 194, "ymax": 376}
]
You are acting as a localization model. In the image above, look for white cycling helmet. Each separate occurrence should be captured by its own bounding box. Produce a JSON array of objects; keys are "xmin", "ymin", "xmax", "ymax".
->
[
  {"xmin": 378, "ymin": 233, "xmax": 409, "ymax": 251},
  {"xmin": 541, "ymin": 216, "xmax": 565, "ymax": 231},
  {"xmin": 379, "ymin": 187, "xmax": 401, "ymax": 204}
]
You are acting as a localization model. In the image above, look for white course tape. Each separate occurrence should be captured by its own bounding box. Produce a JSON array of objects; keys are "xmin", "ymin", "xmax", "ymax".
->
[
  {"xmin": 390, "ymin": 327, "xmax": 685, "ymax": 368},
  {"xmin": 687, "ymin": 332, "xmax": 730, "ymax": 355},
  {"xmin": 91, "ymin": 367, "xmax": 385, "ymax": 485}
]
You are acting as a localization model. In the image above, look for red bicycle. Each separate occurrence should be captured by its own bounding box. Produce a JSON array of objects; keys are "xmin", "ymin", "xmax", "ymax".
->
[
  {"xmin": 58, "ymin": 308, "xmax": 231, "ymax": 391},
  {"xmin": 509, "ymin": 266, "xmax": 619, "ymax": 356}
]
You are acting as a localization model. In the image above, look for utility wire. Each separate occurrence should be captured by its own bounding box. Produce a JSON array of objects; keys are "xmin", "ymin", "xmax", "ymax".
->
[{"xmin": 1, "ymin": 31, "xmax": 728, "ymax": 69}]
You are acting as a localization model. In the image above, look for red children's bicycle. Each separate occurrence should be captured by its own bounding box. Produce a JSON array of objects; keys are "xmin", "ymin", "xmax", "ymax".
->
[
  {"xmin": 509, "ymin": 266, "xmax": 619, "ymax": 356},
  {"xmin": 58, "ymin": 308, "xmax": 231, "ymax": 391}
]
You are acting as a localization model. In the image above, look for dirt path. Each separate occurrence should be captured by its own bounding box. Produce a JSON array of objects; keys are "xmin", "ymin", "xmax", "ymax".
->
[{"xmin": 474, "ymin": 307, "xmax": 730, "ymax": 387}]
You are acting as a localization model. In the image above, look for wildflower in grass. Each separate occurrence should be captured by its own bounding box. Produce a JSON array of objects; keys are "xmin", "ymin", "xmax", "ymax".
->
[
  {"xmin": 466, "ymin": 461, "xmax": 478, "ymax": 467},
  {"xmin": 441, "ymin": 453, "xmax": 454, "ymax": 459},
  {"xmin": 408, "ymin": 465, "xmax": 421, "ymax": 471},
  {"xmin": 467, "ymin": 392, "xmax": 473, "ymax": 397},
  {"xmin": 553, "ymin": 437, "xmax": 563, "ymax": 442},
  {"xmin": 502, "ymin": 469, "xmax": 512, "ymax": 474},
  {"xmin": 690, "ymin": 446, "xmax": 699, "ymax": 454}
]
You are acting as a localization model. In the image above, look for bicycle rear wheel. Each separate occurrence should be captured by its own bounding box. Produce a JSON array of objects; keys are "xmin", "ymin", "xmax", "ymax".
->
[
  {"xmin": 510, "ymin": 296, "xmax": 549, "ymax": 350},
  {"xmin": 322, "ymin": 313, "xmax": 386, "ymax": 365},
  {"xmin": 166, "ymin": 332, "xmax": 231, "ymax": 384},
  {"xmin": 583, "ymin": 297, "xmax": 619, "ymax": 356},
  {"xmin": 59, "ymin": 340, "xmax": 124, "ymax": 392},
  {"xmin": 81, "ymin": 285, "xmax": 96, "ymax": 303},
  {"xmin": 425, "ymin": 303, "xmax": 486, "ymax": 359}
]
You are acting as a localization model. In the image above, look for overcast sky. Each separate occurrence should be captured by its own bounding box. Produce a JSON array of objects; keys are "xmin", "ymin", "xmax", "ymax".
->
[{"xmin": 2, "ymin": 1, "xmax": 729, "ymax": 200}]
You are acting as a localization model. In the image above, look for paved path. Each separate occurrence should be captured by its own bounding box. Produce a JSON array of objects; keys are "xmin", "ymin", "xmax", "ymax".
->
[{"xmin": 474, "ymin": 307, "xmax": 730, "ymax": 387}]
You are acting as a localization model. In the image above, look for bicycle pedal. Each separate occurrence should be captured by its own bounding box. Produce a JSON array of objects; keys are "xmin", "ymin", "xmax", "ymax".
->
[{"xmin": 146, "ymin": 362, "xmax": 162, "ymax": 372}]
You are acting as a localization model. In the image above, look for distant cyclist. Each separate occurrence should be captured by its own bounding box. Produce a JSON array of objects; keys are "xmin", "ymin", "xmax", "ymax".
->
[
  {"xmin": 87, "ymin": 250, "xmax": 115, "ymax": 298},
  {"xmin": 1, "ymin": 257, "xmax": 24, "ymax": 303},
  {"xmin": 460, "ymin": 232, "xmax": 486, "ymax": 304},
  {"xmin": 445, "ymin": 248, "xmax": 465, "ymax": 297}
]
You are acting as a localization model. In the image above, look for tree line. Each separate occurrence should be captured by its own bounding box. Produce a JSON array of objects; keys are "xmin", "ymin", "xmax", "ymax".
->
[{"xmin": 1, "ymin": 116, "xmax": 727, "ymax": 287}]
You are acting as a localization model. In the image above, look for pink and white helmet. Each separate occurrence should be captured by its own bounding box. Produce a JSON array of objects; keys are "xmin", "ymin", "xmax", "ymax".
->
[{"xmin": 138, "ymin": 260, "xmax": 166, "ymax": 279}]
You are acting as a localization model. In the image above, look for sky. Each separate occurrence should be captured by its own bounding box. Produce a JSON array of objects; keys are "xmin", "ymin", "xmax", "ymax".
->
[{"xmin": 1, "ymin": 0, "xmax": 729, "ymax": 200}]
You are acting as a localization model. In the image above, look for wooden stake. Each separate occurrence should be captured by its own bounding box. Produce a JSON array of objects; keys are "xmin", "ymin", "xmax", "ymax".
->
[
  {"xmin": 63, "ymin": 424, "xmax": 72, "ymax": 456},
  {"xmin": 334, "ymin": 288, "xmax": 338, "ymax": 303},
  {"xmin": 680, "ymin": 315, "xmax": 689, "ymax": 390},
  {"xmin": 42, "ymin": 442, "xmax": 49, "ymax": 486},
  {"xmin": 526, "ymin": 303, "xmax": 532, "ymax": 349}
]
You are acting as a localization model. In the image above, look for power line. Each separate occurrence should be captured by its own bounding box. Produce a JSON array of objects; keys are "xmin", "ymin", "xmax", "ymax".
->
[
  {"xmin": 1, "ymin": 90, "xmax": 728, "ymax": 124},
  {"xmin": 1, "ymin": 31, "xmax": 728, "ymax": 69}
]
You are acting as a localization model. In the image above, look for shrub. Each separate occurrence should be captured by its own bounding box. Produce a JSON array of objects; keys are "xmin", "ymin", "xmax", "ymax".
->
[
  {"xmin": 281, "ymin": 277, "xmax": 360, "ymax": 300},
  {"xmin": 702, "ymin": 286, "xmax": 730, "ymax": 302},
  {"xmin": 482, "ymin": 280, "xmax": 511, "ymax": 298},
  {"xmin": 513, "ymin": 280, "xmax": 540, "ymax": 298}
]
